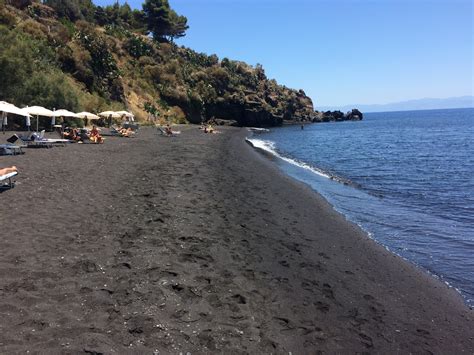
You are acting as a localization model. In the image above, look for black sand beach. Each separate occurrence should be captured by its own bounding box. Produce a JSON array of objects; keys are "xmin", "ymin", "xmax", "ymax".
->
[{"xmin": 0, "ymin": 127, "xmax": 472, "ymax": 353}]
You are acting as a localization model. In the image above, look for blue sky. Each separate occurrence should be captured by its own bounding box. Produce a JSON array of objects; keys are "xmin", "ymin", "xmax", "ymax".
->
[{"xmin": 94, "ymin": 0, "xmax": 473, "ymax": 108}]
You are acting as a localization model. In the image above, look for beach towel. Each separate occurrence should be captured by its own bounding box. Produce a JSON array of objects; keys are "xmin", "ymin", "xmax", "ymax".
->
[
  {"xmin": 0, "ymin": 171, "xmax": 18, "ymax": 190},
  {"xmin": 0, "ymin": 147, "xmax": 13, "ymax": 155}
]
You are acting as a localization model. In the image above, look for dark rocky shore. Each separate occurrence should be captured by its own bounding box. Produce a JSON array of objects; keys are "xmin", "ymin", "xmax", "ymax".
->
[{"xmin": 0, "ymin": 127, "xmax": 472, "ymax": 353}]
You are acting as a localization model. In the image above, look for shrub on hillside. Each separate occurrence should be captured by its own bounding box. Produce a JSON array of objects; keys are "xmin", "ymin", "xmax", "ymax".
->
[
  {"xmin": 17, "ymin": 18, "xmax": 47, "ymax": 39},
  {"xmin": 74, "ymin": 21, "xmax": 123, "ymax": 100},
  {"xmin": 124, "ymin": 34, "xmax": 154, "ymax": 59},
  {"xmin": 0, "ymin": 6, "xmax": 17, "ymax": 27},
  {"xmin": 17, "ymin": 70, "xmax": 79, "ymax": 111},
  {"xmin": 206, "ymin": 66, "xmax": 230, "ymax": 93}
]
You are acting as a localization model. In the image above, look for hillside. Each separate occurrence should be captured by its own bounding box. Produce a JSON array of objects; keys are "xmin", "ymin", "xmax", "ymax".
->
[{"xmin": 0, "ymin": 0, "xmax": 327, "ymax": 127}]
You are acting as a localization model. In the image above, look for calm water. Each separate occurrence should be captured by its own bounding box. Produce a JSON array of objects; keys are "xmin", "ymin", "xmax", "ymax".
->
[{"xmin": 248, "ymin": 108, "xmax": 474, "ymax": 306}]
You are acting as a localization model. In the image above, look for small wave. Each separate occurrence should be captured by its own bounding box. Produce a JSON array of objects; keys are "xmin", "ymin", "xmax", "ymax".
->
[
  {"xmin": 246, "ymin": 138, "xmax": 358, "ymax": 186},
  {"xmin": 247, "ymin": 127, "xmax": 270, "ymax": 134}
]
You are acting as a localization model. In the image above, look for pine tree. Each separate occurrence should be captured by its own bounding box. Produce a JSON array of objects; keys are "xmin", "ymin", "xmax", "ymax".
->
[{"xmin": 142, "ymin": 0, "xmax": 188, "ymax": 42}]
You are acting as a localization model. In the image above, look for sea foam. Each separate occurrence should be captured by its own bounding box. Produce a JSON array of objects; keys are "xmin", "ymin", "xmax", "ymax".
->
[{"xmin": 246, "ymin": 138, "xmax": 351, "ymax": 183}]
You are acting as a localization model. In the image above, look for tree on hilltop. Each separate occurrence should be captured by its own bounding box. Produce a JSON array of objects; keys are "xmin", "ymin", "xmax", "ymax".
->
[{"xmin": 143, "ymin": 0, "xmax": 188, "ymax": 42}]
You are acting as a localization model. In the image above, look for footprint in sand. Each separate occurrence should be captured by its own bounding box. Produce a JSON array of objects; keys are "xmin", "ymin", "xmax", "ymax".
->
[
  {"xmin": 318, "ymin": 252, "xmax": 330, "ymax": 260},
  {"xmin": 231, "ymin": 294, "xmax": 247, "ymax": 304},
  {"xmin": 314, "ymin": 300, "xmax": 330, "ymax": 313},
  {"xmin": 322, "ymin": 283, "xmax": 335, "ymax": 300},
  {"xmin": 279, "ymin": 260, "xmax": 290, "ymax": 267}
]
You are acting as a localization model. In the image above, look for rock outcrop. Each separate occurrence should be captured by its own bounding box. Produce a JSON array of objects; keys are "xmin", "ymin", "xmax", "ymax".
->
[
  {"xmin": 345, "ymin": 108, "xmax": 363, "ymax": 120},
  {"xmin": 313, "ymin": 108, "xmax": 363, "ymax": 123}
]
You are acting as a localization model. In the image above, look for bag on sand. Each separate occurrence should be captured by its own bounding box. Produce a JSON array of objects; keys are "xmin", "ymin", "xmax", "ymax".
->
[{"xmin": 7, "ymin": 134, "xmax": 19, "ymax": 144}]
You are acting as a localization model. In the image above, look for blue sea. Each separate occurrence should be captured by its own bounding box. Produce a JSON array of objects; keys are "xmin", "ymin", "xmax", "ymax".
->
[{"xmin": 247, "ymin": 108, "xmax": 474, "ymax": 306}]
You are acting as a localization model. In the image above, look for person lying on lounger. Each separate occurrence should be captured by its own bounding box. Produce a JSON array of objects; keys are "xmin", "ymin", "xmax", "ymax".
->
[
  {"xmin": 118, "ymin": 126, "xmax": 134, "ymax": 137},
  {"xmin": 0, "ymin": 166, "xmax": 17, "ymax": 175},
  {"xmin": 89, "ymin": 125, "xmax": 104, "ymax": 143}
]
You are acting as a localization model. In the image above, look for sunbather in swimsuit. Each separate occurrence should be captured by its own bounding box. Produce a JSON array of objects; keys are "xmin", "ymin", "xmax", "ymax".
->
[
  {"xmin": 90, "ymin": 126, "xmax": 104, "ymax": 143},
  {"xmin": 63, "ymin": 128, "xmax": 80, "ymax": 141},
  {"xmin": 165, "ymin": 125, "xmax": 173, "ymax": 136},
  {"xmin": 119, "ymin": 127, "xmax": 133, "ymax": 137},
  {"xmin": 0, "ymin": 166, "xmax": 17, "ymax": 175}
]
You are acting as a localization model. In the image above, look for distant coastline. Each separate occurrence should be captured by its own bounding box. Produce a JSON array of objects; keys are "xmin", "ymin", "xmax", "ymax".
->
[{"xmin": 318, "ymin": 96, "xmax": 474, "ymax": 113}]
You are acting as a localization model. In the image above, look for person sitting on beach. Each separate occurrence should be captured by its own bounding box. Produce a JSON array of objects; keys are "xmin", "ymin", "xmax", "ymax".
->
[
  {"xmin": 63, "ymin": 128, "xmax": 80, "ymax": 141},
  {"xmin": 204, "ymin": 124, "xmax": 215, "ymax": 133},
  {"xmin": 0, "ymin": 166, "xmax": 17, "ymax": 175},
  {"xmin": 164, "ymin": 124, "xmax": 173, "ymax": 136},
  {"xmin": 89, "ymin": 125, "xmax": 104, "ymax": 144},
  {"xmin": 204, "ymin": 124, "xmax": 219, "ymax": 134}
]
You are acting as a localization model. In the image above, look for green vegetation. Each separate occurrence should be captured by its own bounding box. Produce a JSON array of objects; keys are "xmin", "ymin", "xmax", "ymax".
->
[
  {"xmin": 0, "ymin": 0, "xmax": 317, "ymax": 126},
  {"xmin": 143, "ymin": 0, "xmax": 188, "ymax": 42}
]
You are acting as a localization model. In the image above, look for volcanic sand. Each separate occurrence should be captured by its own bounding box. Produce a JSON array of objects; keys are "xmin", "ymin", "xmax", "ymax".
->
[{"xmin": 0, "ymin": 127, "xmax": 472, "ymax": 353}]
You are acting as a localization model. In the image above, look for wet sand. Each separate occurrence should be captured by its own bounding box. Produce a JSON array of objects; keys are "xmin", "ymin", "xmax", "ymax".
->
[{"xmin": 0, "ymin": 127, "xmax": 472, "ymax": 353}]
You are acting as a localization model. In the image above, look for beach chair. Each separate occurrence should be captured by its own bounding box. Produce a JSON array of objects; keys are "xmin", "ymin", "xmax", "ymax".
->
[
  {"xmin": 109, "ymin": 127, "xmax": 123, "ymax": 136},
  {"xmin": 0, "ymin": 171, "xmax": 18, "ymax": 190},
  {"xmin": 34, "ymin": 130, "xmax": 71, "ymax": 146},
  {"xmin": 0, "ymin": 144, "xmax": 25, "ymax": 155},
  {"xmin": 123, "ymin": 122, "xmax": 140, "ymax": 131},
  {"xmin": 157, "ymin": 126, "xmax": 180, "ymax": 137},
  {"xmin": 17, "ymin": 131, "xmax": 53, "ymax": 148},
  {"xmin": 158, "ymin": 127, "xmax": 168, "ymax": 136},
  {"xmin": 102, "ymin": 126, "xmax": 134, "ymax": 137}
]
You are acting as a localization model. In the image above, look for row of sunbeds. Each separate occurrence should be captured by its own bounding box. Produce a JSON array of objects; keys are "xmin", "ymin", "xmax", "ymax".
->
[{"xmin": 0, "ymin": 124, "xmax": 139, "ymax": 190}]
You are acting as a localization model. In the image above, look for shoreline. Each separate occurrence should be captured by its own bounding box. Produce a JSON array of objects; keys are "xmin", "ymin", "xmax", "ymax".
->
[
  {"xmin": 246, "ymin": 130, "xmax": 472, "ymax": 307},
  {"xmin": 0, "ymin": 127, "xmax": 472, "ymax": 352}
]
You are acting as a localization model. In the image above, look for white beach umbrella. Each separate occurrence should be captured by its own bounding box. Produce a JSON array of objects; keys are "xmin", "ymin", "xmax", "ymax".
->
[
  {"xmin": 76, "ymin": 112, "xmax": 100, "ymax": 120},
  {"xmin": 0, "ymin": 101, "xmax": 31, "ymax": 117},
  {"xmin": 52, "ymin": 109, "xmax": 79, "ymax": 129},
  {"xmin": 24, "ymin": 106, "xmax": 54, "ymax": 117},
  {"xmin": 0, "ymin": 101, "xmax": 31, "ymax": 132},
  {"xmin": 99, "ymin": 111, "xmax": 122, "ymax": 118},
  {"xmin": 115, "ymin": 110, "xmax": 134, "ymax": 118},
  {"xmin": 53, "ymin": 109, "xmax": 79, "ymax": 118},
  {"xmin": 24, "ymin": 105, "xmax": 54, "ymax": 131}
]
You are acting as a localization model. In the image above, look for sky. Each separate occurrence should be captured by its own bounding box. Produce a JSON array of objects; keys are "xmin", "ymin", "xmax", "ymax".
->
[{"xmin": 94, "ymin": 0, "xmax": 473, "ymax": 108}]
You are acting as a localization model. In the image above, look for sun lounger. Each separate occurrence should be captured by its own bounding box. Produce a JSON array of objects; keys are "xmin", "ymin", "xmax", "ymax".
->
[
  {"xmin": 157, "ymin": 127, "xmax": 180, "ymax": 137},
  {"xmin": 16, "ymin": 131, "xmax": 70, "ymax": 148},
  {"xmin": 102, "ymin": 127, "xmax": 135, "ymax": 137},
  {"xmin": 123, "ymin": 122, "xmax": 139, "ymax": 131},
  {"xmin": 42, "ymin": 138, "xmax": 71, "ymax": 146},
  {"xmin": 17, "ymin": 131, "xmax": 51, "ymax": 148},
  {"xmin": 0, "ymin": 171, "xmax": 17, "ymax": 190},
  {"xmin": 0, "ymin": 144, "xmax": 24, "ymax": 155},
  {"xmin": 25, "ymin": 140, "xmax": 54, "ymax": 148}
]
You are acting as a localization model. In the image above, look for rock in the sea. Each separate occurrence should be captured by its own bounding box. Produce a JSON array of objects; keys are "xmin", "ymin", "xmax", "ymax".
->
[
  {"xmin": 313, "ymin": 108, "xmax": 363, "ymax": 122},
  {"xmin": 345, "ymin": 108, "xmax": 363, "ymax": 120}
]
